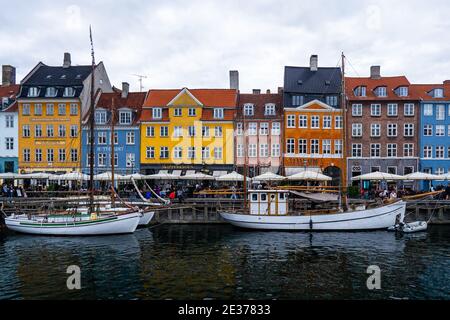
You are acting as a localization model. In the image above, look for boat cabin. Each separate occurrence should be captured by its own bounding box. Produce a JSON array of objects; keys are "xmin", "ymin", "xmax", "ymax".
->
[{"xmin": 249, "ymin": 190, "xmax": 289, "ymax": 215}]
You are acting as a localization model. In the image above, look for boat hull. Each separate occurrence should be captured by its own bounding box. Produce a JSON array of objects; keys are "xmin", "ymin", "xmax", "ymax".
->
[
  {"xmin": 5, "ymin": 212, "xmax": 141, "ymax": 236},
  {"xmin": 219, "ymin": 201, "xmax": 406, "ymax": 231},
  {"xmin": 138, "ymin": 211, "xmax": 154, "ymax": 226}
]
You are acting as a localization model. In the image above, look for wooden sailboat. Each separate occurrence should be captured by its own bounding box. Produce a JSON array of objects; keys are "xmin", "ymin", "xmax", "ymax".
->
[
  {"xmin": 219, "ymin": 53, "xmax": 407, "ymax": 231},
  {"xmin": 5, "ymin": 27, "xmax": 142, "ymax": 235}
]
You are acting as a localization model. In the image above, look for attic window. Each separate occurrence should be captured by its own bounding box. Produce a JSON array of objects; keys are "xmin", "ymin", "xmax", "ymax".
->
[
  {"xmin": 397, "ymin": 86, "xmax": 408, "ymax": 97},
  {"xmin": 434, "ymin": 88, "xmax": 444, "ymax": 98},
  {"xmin": 28, "ymin": 87, "xmax": 39, "ymax": 97},
  {"xmin": 45, "ymin": 87, "xmax": 57, "ymax": 97},
  {"xmin": 63, "ymin": 87, "xmax": 75, "ymax": 97},
  {"xmin": 76, "ymin": 74, "xmax": 82, "ymax": 79},
  {"xmin": 354, "ymin": 86, "xmax": 367, "ymax": 97},
  {"xmin": 297, "ymin": 80, "xmax": 303, "ymax": 85},
  {"xmin": 375, "ymin": 86, "xmax": 387, "ymax": 97},
  {"xmin": 325, "ymin": 81, "xmax": 331, "ymax": 86}
]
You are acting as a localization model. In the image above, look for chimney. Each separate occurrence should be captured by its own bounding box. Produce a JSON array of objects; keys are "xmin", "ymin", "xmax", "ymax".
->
[
  {"xmin": 310, "ymin": 55, "xmax": 318, "ymax": 72},
  {"xmin": 277, "ymin": 87, "xmax": 283, "ymax": 94},
  {"xmin": 370, "ymin": 66, "xmax": 381, "ymax": 79},
  {"xmin": 63, "ymin": 52, "xmax": 71, "ymax": 68},
  {"xmin": 121, "ymin": 82, "xmax": 130, "ymax": 99},
  {"xmin": 229, "ymin": 70, "xmax": 239, "ymax": 90},
  {"xmin": 266, "ymin": 89, "xmax": 271, "ymax": 94},
  {"xmin": 2, "ymin": 65, "xmax": 16, "ymax": 86},
  {"xmin": 444, "ymin": 80, "xmax": 450, "ymax": 86},
  {"xmin": 253, "ymin": 89, "xmax": 261, "ymax": 94}
]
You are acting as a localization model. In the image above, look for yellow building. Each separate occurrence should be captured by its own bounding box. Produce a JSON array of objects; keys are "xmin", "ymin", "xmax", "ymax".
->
[
  {"xmin": 140, "ymin": 88, "xmax": 237, "ymax": 175},
  {"xmin": 17, "ymin": 53, "xmax": 112, "ymax": 173}
]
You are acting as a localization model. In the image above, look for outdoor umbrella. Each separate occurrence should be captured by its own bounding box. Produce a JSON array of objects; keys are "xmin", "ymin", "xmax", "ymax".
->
[
  {"xmin": 351, "ymin": 172, "xmax": 404, "ymax": 181},
  {"xmin": 0, "ymin": 173, "xmax": 17, "ymax": 179},
  {"xmin": 93, "ymin": 172, "xmax": 128, "ymax": 181},
  {"xmin": 402, "ymin": 172, "xmax": 442, "ymax": 180},
  {"xmin": 252, "ymin": 172, "xmax": 286, "ymax": 182},
  {"xmin": 123, "ymin": 173, "xmax": 148, "ymax": 180},
  {"xmin": 216, "ymin": 171, "xmax": 249, "ymax": 182},
  {"xmin": 145, "ymin": 172, "xmax": 179, "ymax": 180},
  {"xmin": 49, "ymin": 172, "xmax": 90, "ymax": 181},
  {"xmin": 181, "ymin": 172, "xmax": 215, "ymax": 180},
  {"xmin": 287, "ymin": 171, "xmax": 332, "ymax": 181}
]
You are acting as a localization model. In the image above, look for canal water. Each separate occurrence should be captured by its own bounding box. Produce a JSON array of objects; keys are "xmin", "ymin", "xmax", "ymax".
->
[{"xmin": 0, "ymin": 225, "xmax": 449, "ymax": 300}]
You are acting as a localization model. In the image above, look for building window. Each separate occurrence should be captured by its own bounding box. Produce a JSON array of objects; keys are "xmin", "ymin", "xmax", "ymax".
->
[
  {"xmin": 397, "ymin": 86, "xmax": 408, "ymax": 97},
  {"xmin": 326, "ymin": 96, "xmax": 338, "ymax": 107},
  {"xmin": 264, "ymin": 104, "xmax": 276, "ymax": 116},
  {"xmin": 113, "ymin": 132, "xmax": 118, "ymax": 145},
  {"xmin": 69, "ymin": 125, "xmax": 78, "ymax": 138},
  {"xmin": 404, "ymin": 103, "xmax": 414, "ymax": 116},
  {"xmin": 335, "ymin": 140, "xmax": 342, "ymax": 155},
  {"xmin": 322, "ymin": 140, "xmax": 331, "ymax": 154},
  {"xmin": 248, "ymin": 123, "xmax": 257, "ymax": 135},
  {"xmin": 188, "ymin": 108, "xmax": 196, "ymax": 117},
  {"xmin": 354, "ymin": 86, "xmax": 366, "ymax": 97},
  {"xmin": 423, "ymin": 146, "xmax": 432, "ymax": 158},
  {"xmin": 436, "ymin": 105, "xmax": 445, "ymax": 120},
  {"xmin": 174, "ymin": 126, "xmax": 183, "ymax": 138},
  {"xmin": 292, "ymin": 95, "xmax": 303, "ymax": 106},
  {"xmin": 35, "ymin": 149, "xmax": 42, "ymax": 162},
  {"xmin": 371, "ymin": 166, "xmax": 381, "ymax": 173},
  {"xmin": 22, "ymin": 104, "xmax": 30, "ymax": 116},
  {"xmin": 119, "ymin": 111, "xmax": 132, "ymax": 124},
  {"xmin": 335, "ymin": 116, "xmax": 343, "ymax": 129},
  {"xmin": 272, "ymin": 144, "xmax": 280, "ymax": 157},
  {"xmin": 272, "ymin": 122, "xmax": 280, "ymax": 135},
  {"xmin": 387, "ymin": 104, "xmax": 398, "ymax": 116},
  {"xmin": 404, "ymin": 166, "xmax": 414, "ymax": 175},
  {"xmin": 98, "ymin": 153, "xmax": 106, "ymax": 167},
  {"xmin": 201, "ymin": 126, "xmax": 209, "ymax": 138},
  {"xmin": 214, "ymin": 147, "xmax": 223, "ymax": 160},
  {"xmin": 298, "ymin": 139, "xmax": 307, "ymax": 154},
  {"xmin": 201, "ymin": 147, "xmax": 210, "ymax": 160},
  {"xmin": 404, "ymin": 123, "xmax": 414, "ymax": 137},
  {"xmin": 286, "ymin": 139, "xmax": 295, "ymax": 154},
  {"xmin": 5, "ymin": 137, "xmax": 14, "ymax": 150},
  {"xmin": 260, "ymin": 123, "xmax": 269, "ymax": 135},
  {"xmin": 352, "ymin": 123, "xmax": 362, "ymax": 137},
  {"xmin": 287, "ymin": 115, "xmax": 296, "ymax": 128},
  {"xmin": 126, "ymin": 153, "xmax": 135, "ymax": 168},
  {"xmin": 160, "ymin": 126, "xmax": 169, "ymax": 137},
  {"xmin": 371, "ymin": 104, "xmax": 381, "ymax": 116},
  {"xmin": 47, "ymin": 149, "xmax": 54, "ymax": 162},
  {"xmin": 174, "ymin": 108, "xmax": 182, "ymax": 116},
  {"xmin": 22, "ymin": 125, "xmax": 30, "ymax": 138},
  {"xmin": 387, "ymin": 123, "xmax": 398, "ymax": 137},
  {"xmin": 46, "ymin": 104, "xmax": 54, "ymax": 116},
  {"xmin": 434, "ymin": 88, "xmax": 444, "ymax": 98},
  {"xmin": 310, "ymin": 140, "xmax": 319, "ymax": 154},
  {"xmin": 28, "ymin": 87, "xmax": 39, "ymax": 97},
  {"xmin": 371, "ymin": 123, "xmax": 381, "ymax": 137},
  {"xmin": 5, "ymin": 115, "xmax": 14, "ymax": 128},
  {"xmin": 58, "ymin": 104, "xmax": 66, "ymax": 116},
  {"xmin": 173, "ymin": 147, "xmax": 182, "ymax": 159},
  {"xmin": 70, "ymin": 149, "xmax": 78, "ymax": 162},
  {"xmin": 236, "ymin": 123, "xmax": 243, "ymax": 135},
  {"xmin": 423, "ymin": 125, "xmax": 433, "ymax": 136},
  {"xmin": 70, "ymin": 104, "xmax": 78, "ymax": 116},
  {"xmin": 248, "ymin": 144, "xmax": 257, "ymax": 157},
  {"xmin": 152, "ymin": 108, "xmax": 162, "ymax": 119},
  {"xmin": 34, "ymin": 104, "xmax": 42, "ymax": 116},
  {"xmin": 185, "ymin": 126, "xmax": 194, "ymax": 137},
  {"xmin": 436, "ymin": 146, "xmax": 445, "ymax": 158},
  {"xmin": 352, "ymin": 104, "xmax": 362, "ymax": 116},
  {"xmin": 59, "ymin": 149, "xmax": 66, "ymax": 162},
  {"xmin": 213, "ymin": 108, "xmax": 224, "ymax": 119},
  {"xmin": 424, "ymin": 104, "xmax": 433, "ymax": 116},
  {"xmin": 244, "ymin": 104, "xmax": 254, "ymax": 116},
  {"xmin": 160, "ymin": 147, "xmax": 169, "ymax": 159},
  {"xmin": 387, "ymin": 144, "xmax": 397, "ymax": 157},
  {"xmin": 23, "ymin": 149, "xmax": 30, "ymax": 162},
  {"xmin": 95, "ymin": 111, "xmax": 107, "ymax": 124},
  {"xmin": 404, "ymin": 144, "xmax": 414, "ymax": 157},
  {"xmin": 47, "ymin": 125, "xmax": 54, "ymax": 137},
  {"xmin": 237, "ymin": 144, "xmax": 244, "ymax": 157},
  {"xmin": 45, "ymin": 87, "xmax": 57, "ymax": 97},
  {"xmin": 215, "ymin": 126, "xmax": 223, "ymax": 137},
  {"xmin": 436, "ymin": 125, "xmax": 445, "ymax": 136},
  {"xmin": 35, "ymin": 125, "xmax": 42, "ymax": 138},
  {"xmin": 146, "ymin": 147, "xmax": 155, "ymax": 159},
  {"xmin": 98, "ymin": 132, "xmax": 107, "ymax": 144},
  {"xmin": 352, "ymin": 144, "xmax": 362, "ymax": 157},
  {"xmin": 375, "ymin": 86, "xmax": 387, "ymax": 97},
  {"xmin": 387, "ymin": 166, "xmax": 397, "ymax": 175},
  {"xmin": 323, "ymin": 116, "xmax": 332, "ymax": 129},
  {"xmin": 311, "ymin": 116, "xmax": 320, "ymax": 129},
  {"xmin": 298, "ymin": 115, "xmax": 307, "ymax": 128},
  {"xmin": 146, "ymin": 126, "xmax": 155, "ymax": 137},
  {"xmin": 63, "ymin": 87, "xmax": 75, "ymax": 97},
  {"xmin": 260, "ymin": 144, "xmax": 269, "ymax": 157},
  {"xmin": 370, "ymin": 144, "xmax": 380, "ymax": 158},
  {"xmin": 126, "ymin": 132, "xmax": 135, "ymax": 144},
  {"xmin": 436, "ymin": 168, "xmax": 445, "ymax": 175}
]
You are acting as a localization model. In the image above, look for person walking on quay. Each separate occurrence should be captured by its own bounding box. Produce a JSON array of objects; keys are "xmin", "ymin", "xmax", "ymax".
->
[
  {"xmin": 230, "ymin": 185, "xmax": 237, "ymax": 200},
  {"xmin": 177, "ymin": 187, "xmax": 184, "ymax": 203}
]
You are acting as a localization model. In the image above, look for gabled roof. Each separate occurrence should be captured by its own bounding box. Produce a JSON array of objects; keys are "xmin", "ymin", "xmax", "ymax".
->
[
  {"xmin": 284, "ymin": 99, "xmax": 341, "ymax": 112},
  {"xmin": 237, "ymin": 93, "xmax": 283, "ymax": 119},
  {"xmin": 345, "ymin": 76, "xmax": 417, "ymax": 100},
  {"xmin": 143, "ymin": 88, "xmax": 237, "ymax": 107},
  {"xmin": 284, "ymin": 66, "xmax": 342, "ymax": 94},
  {"xmin": 410, "ymin": 82, "xmax": 450, "ymax": 101}
]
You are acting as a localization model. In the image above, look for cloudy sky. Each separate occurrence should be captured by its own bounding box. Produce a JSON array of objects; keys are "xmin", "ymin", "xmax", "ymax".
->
[{"xmin": 1, "ymin": 0, "xmax": 449, "ymax": 92}]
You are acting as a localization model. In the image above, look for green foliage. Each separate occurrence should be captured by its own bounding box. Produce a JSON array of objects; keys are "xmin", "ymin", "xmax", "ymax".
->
[{"xmin": 347, "ymin": 185, "xmax": 360, "ymax": 198}]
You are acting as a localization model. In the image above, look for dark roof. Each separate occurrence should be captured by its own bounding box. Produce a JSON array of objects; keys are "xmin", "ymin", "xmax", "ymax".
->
[
  {"xmin": 237, "ymin": 93, "xmax": 283, "ymax": 119},
  {"xmin": 284, "ymin": 66, "xmax": 342, "ymax": 94},
  {"xmin": 18, "ymin": 64, "xmax": 93, "ymax": 98}
]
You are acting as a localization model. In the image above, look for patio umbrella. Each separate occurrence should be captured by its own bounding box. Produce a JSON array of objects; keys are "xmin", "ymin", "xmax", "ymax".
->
[
  {"xmin": 287, "ymin": 171, "xmax": 332, "ymax": 181},
  {"xmin": 123, "ymin": 173, "xmax": 148, "ymax": 180},
  {"xmin": 0, "ymin": 172, "xmax": 17, "ymax": 179},
  {"xmin": 437, "ymin": 173, "xmax": 450, "ymax": 180},
  {"xmin": 402, "ymin": 172, "xmax": 442, "ymax": 180},
  {"xmin": 145, "ymin": 172, "xmax": 179, "ymax": 180},
  {"xmin": 216, "ymin": 171, "xmax": 249, "ymax": 182},
  {"xmin": 93, "ymin": 172, "xmax": 128, "ymax": 181},
  {"xmin": 49, "ymin": 172, "xmax": 90, "ymax": 181},
  {"xmin": 181, "ymin": 172, "xmax": 215, "ymax": 180},
  {"xmin": 351, "ymin": 172, "xmax": 404, "ymax": 181},
  {"xmin": 252, "ymin": 172, "xmax": 286, "ymax": 182},
  {"xmin": 17, "ymin": 172, "xmax": 54, "ymax": 179}
]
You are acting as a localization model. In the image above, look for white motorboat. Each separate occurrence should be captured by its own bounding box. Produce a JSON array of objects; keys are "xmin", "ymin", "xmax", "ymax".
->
[
  {"xmin": 219, "ymin": 190, "xmax": 406, "ymax": 231},
  {"xmin": 388, "ymin": 221, "xmax": 428, "ymax": 233}
]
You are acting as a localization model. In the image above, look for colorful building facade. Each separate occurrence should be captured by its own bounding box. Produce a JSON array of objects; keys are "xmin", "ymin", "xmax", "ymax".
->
[
  {"xmin": 81, "ymin": 83, "xmax": 145, "ymax": 175},
  {"xmin": 346, "ymin": 66, "xmax": 420, "ymax": 187},
  {"xmin": 17, "ymin": 53, "xmax": 112, "ymax": 174},
  {"xmin": 235, "ymin": 90, "xmax": 283, "ymax": 176},
  {"xmin": 140, "ymin": 88, "xmax": 237, "ymax": 175},
  {"xmin": 413, "ymin": 81, "xmax": 450, "ymax": 188}
]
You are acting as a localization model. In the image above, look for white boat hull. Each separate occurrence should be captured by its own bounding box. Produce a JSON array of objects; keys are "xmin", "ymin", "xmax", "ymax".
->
[
  {"xmin": 138, "ymin": 211, "xmax": 154, "ymax": 226},
  {"xmin": 5, "ymin": 212, "xmax": 141, "ymax": 236},
  {"xmin": 68, "ymin": 206, "xmax": 154, "ymax": 226},
  {"xmin": 219, "ymin": 201, "xmax": 406, "ymax": 231}
]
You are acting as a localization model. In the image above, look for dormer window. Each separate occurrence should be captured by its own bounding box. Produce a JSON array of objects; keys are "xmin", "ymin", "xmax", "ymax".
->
[
  {"xmin": 45, "ymin": 87, "xmax": 57, "ymax": 97},
  {"xmin": 244, "ymin": 104, "xmax": 254, "ymax": 116},
  {"xmin": 434, "ymin": 88, "xmax": 444, "ymax": 98},
  {"xmin": 213, "ymin": 108, "xmax": 224, "ymax": 119},
  {"xmin": 119, "ymin": 111, "xmax": 132, "ymax": 124},
  {"xmin": 264, "ymin": 104, "xmax": 276, "ymax": 116},
  {"xmin": 28, "ymin": 87, "xmax": 39, "ymax": 97},
  {"xmin": 63, "ymin": 87, "xmax": 75, "ymax": 97},
  {"xmin": 375, "ymin": 86, "xmax": 387, "ymax": 97},
  {"xmin": 152, "ymin": 108, "xmax": 162, "ymax": 119},
  {"xmin": 95, "ymin": 111, "xmax": 107, "ymax": 124},
  {"xmin": 397, "ymin": 86, "xmax": 408, "ymax": 97},
  {"xmin": 353, "ymin": 86, "xmax": 366, "ymax": 97}
]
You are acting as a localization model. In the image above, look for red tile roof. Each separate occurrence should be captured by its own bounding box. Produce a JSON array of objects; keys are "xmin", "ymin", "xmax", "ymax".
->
[
  {"xmin": 410, "ymin": 83, "xmax": 450, "ymax": 101},
  {"xmin": 345, "ymin": 76, "xmax": 418, "ymax": 100},
  {"xmin": 143, "ymin": 88, "xmax": 237, "ymax": 107},
  {"xmin": 0, "ymin": 84, "xmax": 20, "ymax": 99},
  {"xmin": 237, "ymin": 93, "xmax": 283, "ymax": 119}
]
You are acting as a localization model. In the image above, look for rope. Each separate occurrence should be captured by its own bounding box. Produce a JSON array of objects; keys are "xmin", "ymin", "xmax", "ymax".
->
[
  {"xmin": 143, "ymin": 180, "xmax": 170, "ymax": 205},
  {"xmin": 130, "ymin": 178, "xmax": 154, "ymax": 204}
]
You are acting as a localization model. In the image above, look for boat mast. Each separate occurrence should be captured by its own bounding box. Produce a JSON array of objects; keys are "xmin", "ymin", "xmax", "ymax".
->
[
  {"xmin": 243, "ymin": 105, "xmax": 248, "ymax": 209},
  {"xmin": 341, "ymin": 52, "xmax": 348, "ymax": 210},
  {"xmin": 111, "ymin": 97, "xmax": 116, "ymax": 207},
  {"xmin": 88, "ymin": 26, "xmax": 96, "ymax": 213}
]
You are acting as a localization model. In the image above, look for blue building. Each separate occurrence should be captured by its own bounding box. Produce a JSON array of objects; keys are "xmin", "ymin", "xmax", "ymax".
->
[
  {"xmin": 81, "ymin": 83, "xmax": 145, "ymax": 175},
  {"xmin": 415, "ymin": 81, "xmax": 450, "ymax": 189}
]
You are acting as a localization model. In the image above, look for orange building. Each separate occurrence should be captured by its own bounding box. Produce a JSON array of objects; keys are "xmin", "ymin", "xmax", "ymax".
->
[{"xmin": 283, "ymin": 100, "xmax": 345, "ymax": 184}]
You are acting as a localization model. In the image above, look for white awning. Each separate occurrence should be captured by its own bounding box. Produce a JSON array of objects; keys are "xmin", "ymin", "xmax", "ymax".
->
[
  {"xmin": 213, "ymin": 171, "xmax": 227, "ymax": 177},
  {"xmin": 284, "ymin": 167, "xmax": 321, "ymax": 176},
  {"xmin": 158, "ymin": 170, "xmax": 169, "ymax": 174},
  {"xmin": 185, "ymin": 170, "xmax": 196, "ymax": 176},
  {"xmin": 171, "ymin": 170, "xmax": 182, "ymax": 177}
]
